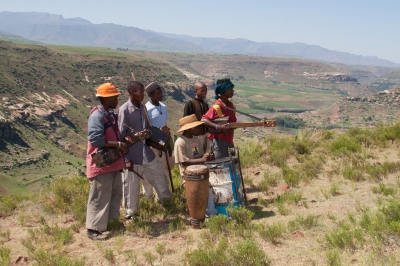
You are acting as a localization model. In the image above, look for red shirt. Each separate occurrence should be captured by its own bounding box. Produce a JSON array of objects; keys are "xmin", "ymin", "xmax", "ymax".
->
[{"xmin": 202, "ymin": 99, "xmax": 237, "ymax": 144}]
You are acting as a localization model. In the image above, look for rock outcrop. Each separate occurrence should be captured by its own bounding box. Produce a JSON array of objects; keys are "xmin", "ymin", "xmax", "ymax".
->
[{"xmin": 0, "ymin": 120, "xmax": 15, "ymax": 139}]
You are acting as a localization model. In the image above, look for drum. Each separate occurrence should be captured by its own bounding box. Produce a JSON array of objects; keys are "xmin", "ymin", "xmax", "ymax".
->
[
  {"xmin": 183, "ymin": 165, "xmax": 210, "ymax": 228},
  {"xmin": 205, "ymin": 156, "xmax": 245, "ymax": 216},
  {"xmin": 145, "ymin": 126, "xmax": 171, "ymax": 151}
]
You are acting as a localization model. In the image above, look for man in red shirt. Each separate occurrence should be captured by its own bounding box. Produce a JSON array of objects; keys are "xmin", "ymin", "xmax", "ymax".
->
[{"xmin": 201, "ymin": 78, "xmax": 236, "ymax": 159}]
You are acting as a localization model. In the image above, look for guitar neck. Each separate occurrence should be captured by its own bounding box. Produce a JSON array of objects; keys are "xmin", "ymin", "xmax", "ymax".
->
[{"xmin": 228, "ymin": 120, "xmax": 276, "ymax": 129}]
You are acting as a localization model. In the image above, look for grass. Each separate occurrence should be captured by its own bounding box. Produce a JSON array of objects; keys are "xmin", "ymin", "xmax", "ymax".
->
[
  {"xmin": 185, "ymin": 237, "xmax": 270, "ymax": 266},
  {"xmin": 1, "ymin": 123, "xmax": 400, "ymax": 264},
  {"xmin": 257, "ymin": 222, "xmax": 286, "ymax": 245}
]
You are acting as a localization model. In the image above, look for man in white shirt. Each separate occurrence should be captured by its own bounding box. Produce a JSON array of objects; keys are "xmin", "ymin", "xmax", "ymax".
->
[{"xmin": 144, "ymin": 82, "xmax": 174, "ymax": 197}]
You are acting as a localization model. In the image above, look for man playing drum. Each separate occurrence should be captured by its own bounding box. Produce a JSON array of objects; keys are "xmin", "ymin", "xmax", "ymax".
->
[
  {"xmin": 201, "ymin": 78, "xmax": 237, "ymax": 159},
  {"xmin": 118, "ymin": 81, "xmax": 171, "ymax": 220},
  {"xmin": 174, "ymin": 114, "xmax": 217, "ymax": 217}
]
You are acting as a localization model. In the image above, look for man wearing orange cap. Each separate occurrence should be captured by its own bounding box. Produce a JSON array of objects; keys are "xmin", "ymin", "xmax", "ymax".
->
[{"xmin": 86, "ymin": 83, "xmax": 128, "ymax": 240}]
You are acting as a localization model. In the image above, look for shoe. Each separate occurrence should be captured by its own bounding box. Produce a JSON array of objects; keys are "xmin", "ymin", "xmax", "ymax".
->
[
  {"xmin": 125, "ymin": 213, "xmax": 140, "ymax": 220},
  {"xmin": 87, "ymin": 229, "xmax": 109, "ymax": 240}
]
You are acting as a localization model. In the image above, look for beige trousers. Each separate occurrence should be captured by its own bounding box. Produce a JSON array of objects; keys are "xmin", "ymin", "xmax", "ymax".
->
[
  {"xmin": 86, "ymin": 171, "xmax": 122, "ymax": 232},
  {"xmin": 122, "ymin": 157, "xmax": 171, "ymax": 216},
  {"xmin": 142, "ymin": 148, "xmax": 175, "ymax": 198}
]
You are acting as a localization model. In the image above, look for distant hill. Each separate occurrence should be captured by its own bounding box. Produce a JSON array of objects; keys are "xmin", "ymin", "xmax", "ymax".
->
[
  {"xmin": 158, "ymin": 33, "xmax": 400, "ymax": 68},
  {"xmin": 0, "ymin": 11, "xmax": 204, "ymax": 52},
  {"xmin": 1, "ymin": 11, "xmax": 399, "ymax": 68},
  {"xmin": 0, "ymin": 32, "xmax": 42, "ymax": 45}
]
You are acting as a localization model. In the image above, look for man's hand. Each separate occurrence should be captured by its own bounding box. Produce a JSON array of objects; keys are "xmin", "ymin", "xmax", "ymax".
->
[
  {"xmin": 120, "ymin": 142, "xmax": 129, "ymax": 153},
  {"xmin": 218, "ymin": 124, "xmax": 231, "ymax": 134},
  {"xmin": 206, "ymin": 153, "xmax": 215, "ymax": 161},
  {"xmin": 160, "ymin": 126, "xmax": 170, "ymax": 134},
  {"xmin": 124, "ymin": 136, "xmax": 132, "ymax": 143}
]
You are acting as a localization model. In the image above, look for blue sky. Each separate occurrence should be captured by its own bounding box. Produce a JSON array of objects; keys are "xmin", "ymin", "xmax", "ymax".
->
[{"xmin": 1, "ymin": 0, "xmax": 399, "ymax": 63}]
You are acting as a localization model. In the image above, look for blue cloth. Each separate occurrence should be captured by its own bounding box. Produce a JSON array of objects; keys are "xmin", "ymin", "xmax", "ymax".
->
[
  {"xmin": 214, "ymin": 80, "xmax": 234, "ymax": 99},
  {"xmin": 145, "ymin": 101, "xmax": 169, "ymax": 128}
]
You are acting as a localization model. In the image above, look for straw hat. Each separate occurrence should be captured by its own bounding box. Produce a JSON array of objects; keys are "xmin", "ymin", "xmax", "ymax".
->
[
  {"xmin": 96, "ymin": 83, "xmax": 121, "ymax": 97},
  {"xmin": 176, "ymin": 114, "xmax": 204, "ymax": 134}
]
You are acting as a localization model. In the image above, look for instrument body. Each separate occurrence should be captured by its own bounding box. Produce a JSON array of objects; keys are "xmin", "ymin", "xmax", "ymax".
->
[
  {"xmin": 91, "ymin": 147, "xmax": 121, "ymax": 168},
  {"xmin": 183, "ymin": 165, "xmax": 210, "ymax": 228},
  {"xmin": 145, "ymin": 126, "xmax": 171, "ymax": 151},
  {"xmin": 205, "ymin": 156, "xmax": 245, "ymax": 216},
  {"xmin": 208, "ymin": 117, "xmax": 276, "ymax": 133}
]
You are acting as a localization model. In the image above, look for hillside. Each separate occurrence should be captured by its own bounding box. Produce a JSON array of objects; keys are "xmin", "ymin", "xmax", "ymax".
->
[
  {"xmin": 0, "ymin": 40, "xmax": 191, "ymax": 194},
  {"xmin": 299, "ymin": 86, "xmax": 400, "ymax": 129},
  {"xmin": 1, "ymin": 40, "xmax": 399, "ymax": 195},
  {"xmin": 1, "ymin": 125, "xmax": 400, "ymax": 265}
]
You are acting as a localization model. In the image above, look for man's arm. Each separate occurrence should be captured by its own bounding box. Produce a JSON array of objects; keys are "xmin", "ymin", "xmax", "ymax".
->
[
  {"xmin": 88, "ymin": 111, "xmax": 105, "ymax": 148},
  {"xmin": 117, "ymin": 106, "xmax": 129, "ymax": 141},
  {"xmin": 89, "ymin": 111, "xmax": 128, "ymax": 152}
]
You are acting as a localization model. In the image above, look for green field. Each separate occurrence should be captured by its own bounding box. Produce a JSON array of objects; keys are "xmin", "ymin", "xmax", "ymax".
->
[{"xmin": 233, "ymin": 81, "xmax": 340, "ymax": 112}]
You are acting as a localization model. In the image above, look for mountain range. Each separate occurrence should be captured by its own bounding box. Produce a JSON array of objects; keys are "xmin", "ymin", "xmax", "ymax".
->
[{"xmin": 0, "ymin": 11, "xmax": 399, "ymax": 68}]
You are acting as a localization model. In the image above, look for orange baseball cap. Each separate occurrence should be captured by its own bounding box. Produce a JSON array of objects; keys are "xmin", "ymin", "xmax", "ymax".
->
[{"xmin": 96, "ymin": 83, "xmax": 121, "ymax": 97}]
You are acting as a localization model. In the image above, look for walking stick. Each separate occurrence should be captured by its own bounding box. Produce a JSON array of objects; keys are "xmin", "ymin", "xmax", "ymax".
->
[
  {"xmin": 165, "ymin": 151, "xmax": 175, "ymax": 192},
  {"xmin": 236, "ymin": 147, "xmax": 248, "ymax": 207},
  {"xmin": 130, "ymin": 69, "xmax": 136, "ymax": 81}
]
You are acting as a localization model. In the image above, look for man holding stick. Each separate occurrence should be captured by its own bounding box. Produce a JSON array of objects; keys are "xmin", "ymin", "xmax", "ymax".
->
[
  {"xmin": 144, "ymin": 82, "xmax": 175, "ymax": 196},
  {"xmin": 118, "ymin": 81, "xmax": 171, "ymax": 220}
]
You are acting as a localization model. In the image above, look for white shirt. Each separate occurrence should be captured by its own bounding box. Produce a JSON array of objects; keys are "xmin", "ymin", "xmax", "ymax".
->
[{"xmin": 145, "ymin": 101, "xmax": 169, "ymax": 128}]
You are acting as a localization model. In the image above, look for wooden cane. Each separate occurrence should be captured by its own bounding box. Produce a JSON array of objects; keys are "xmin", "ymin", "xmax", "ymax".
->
[
  {"xmin": 130, "ymin": 69, "xmax": 136, "ymax": 81},
  {"xmin": 165, "ymin": 151, "xmax": 175, "ymax": 192}
]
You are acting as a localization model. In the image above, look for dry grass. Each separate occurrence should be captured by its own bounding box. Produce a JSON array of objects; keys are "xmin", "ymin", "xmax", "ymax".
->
[{"xmin": 1, "ymin": 125, "xmax": 400, "ymax": 265}]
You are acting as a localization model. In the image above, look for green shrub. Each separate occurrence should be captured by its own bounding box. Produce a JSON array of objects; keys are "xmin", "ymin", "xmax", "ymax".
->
[
  {"xmin": 126, "ymin": 219, "xmax": 152, "ymax": 236},
  {"xmin": 41, "ymin": 176, "xmax": 89, "ymax": 223},
  {"xmin": 257, "ymin": 222, "xmax": 286, "ymax": 245},
  {"xmin": 288, "ymin": 214, "xmax": 320, "ymax": 232},
  {"xmin": 0, "ymin": 246, "xmax": 11, "ymax": 266},
  {"xmin": 168, "ymin": 216, "xmax": 186, "ymax": 232},
  {"xmin": 0, "ymin": 194, "xmax": 30, "ymax": 218},
  {"xmin": 326, "ymin": 249, "xmax": 342, "ymax": 266},
  {"xmin": 342, "ymin": 166, "xmax": 364, "ymax": 182},
  {"xmin": 324, "ymin": 222, "xmax": 364, "ymax": 250},
  {"xmin": 237, "ymin": 140, "xmax": 267, "ymax": 167},
  {"xmin": 205, "ymin": 214, "xmax": 230, "ymax": 235},
  {"xmin": 229, "ymin": 239, "xmax": 270, "ymax": 266},
  {"xmin": 371, "ymin": 184, "xmax": 396, "ymax": 196},
  {"xmin": 275, "ymin": 191, "xmax": 303, "ymax": 205},
  {"xmin": 226, "ymin": 206, "xmax": 254, "ymax": 229},
  {"xmin": 330, "ymin": 135, "xmax": 362, "ymax": 156},
  {"xmin": 282, "ymin": 167, "xmax": 302, "ymax": 187},
  {"xmin": 300, "ymin": 156, "xmax": 324, "ymax": 180},
  {"xmin": 264, "ymin": 136, "xmax": 293, "ymax": 167},
  {"xmin": 186, "ymin": 237, "xmax": 270, "ymax": 266}
]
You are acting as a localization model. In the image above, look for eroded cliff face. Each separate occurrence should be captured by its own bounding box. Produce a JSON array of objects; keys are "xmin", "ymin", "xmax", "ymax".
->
[{"xmin": 0, "ymin": 120, "xmax": 15, "ymax": 139}]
